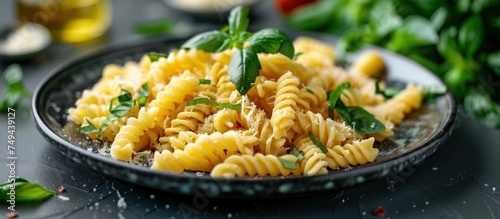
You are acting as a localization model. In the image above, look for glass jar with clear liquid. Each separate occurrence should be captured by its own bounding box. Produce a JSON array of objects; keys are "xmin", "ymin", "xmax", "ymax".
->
[{"xmin": 17, "ymin": 0, "xmax": 111, "ymax": 43}]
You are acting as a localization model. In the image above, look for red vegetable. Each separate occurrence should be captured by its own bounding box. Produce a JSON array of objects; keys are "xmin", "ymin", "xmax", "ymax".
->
[
  {"xmin": 373, "ymin": 205, "xmax": 386, "ymax": 217},
  {"xmin": 275, "ymin": 0, "xmax": 317, "ymax": 15},
  {"xmin": 6, "ymin": 212, "xmax": 18, "ymax": 219}
]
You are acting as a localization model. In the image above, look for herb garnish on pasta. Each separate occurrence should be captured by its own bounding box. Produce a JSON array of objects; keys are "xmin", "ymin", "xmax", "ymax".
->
[{"xmin": 67, "ymin": 6, "xmax": 425, "ymax": 178}]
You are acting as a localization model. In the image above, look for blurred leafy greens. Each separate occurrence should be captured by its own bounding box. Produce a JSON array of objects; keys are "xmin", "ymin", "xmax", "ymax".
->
[
  {"xmin": 0, "ymin": 64, "xmax": 31, "ymax": 112},
  {"xmin": 285, "ymin": 0, "xmax": 500, "ymax": 129}
]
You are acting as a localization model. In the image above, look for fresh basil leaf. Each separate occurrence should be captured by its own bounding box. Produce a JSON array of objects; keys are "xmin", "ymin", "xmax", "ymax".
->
[
  {"xmin": 186, "ymin": 98, "xmax": 241, "ymax": 110},
  {"xmin": 335, "ymin": 101, "xmax": 386, "ymax": 134},
  {"xmin": 181, "ymin": 31, "xmax": 232, "ymax": 53},
  {"xmin": 3, "ymin": 63, "xmax": 22, "ymax": 85},
  {"xmin": 471, "ymin": 0, "xmax": 498, "ymax": 13},
  {"xmin": 147, "ymin": 52, "xmax": 168, "ymax": 62},
  {"xmin": 464, "ymin": 90, "xmax": 500, "ymax": 129},
  {"xmin": 247, "ymin": 28, "xmax": 295, "ymax": 59},
  {"xmin": 375, "ymin": 81, "xmax": 402, "ymax": 99},
  {"xmin": 328, "ymin": 82, "xmax": 351, "ymax": 109},
  {"xmin": 228, "ymin": 6, "xmax": 250, "ymax": 37},
  {"xmin": 430, "ymin": 7, "xmax": 447, "ymax": 30},
  {"xmin": 0, "ymin": 178, "xmax": 56, "ymax": 203},
  {"xmin": 98, "ymin": 114, "xmax": 117, "ymax": 136},
  {"xmin": 308, "ymin": 131, "xmax": 328, "ymax": 153},
  {"xmin": 278, "ymin": 157, "xmax": 297, "ymax": 170},
  {"xmin": 77, "ymin": 118, "xmax": 99, "ymax": 134},
  {"xmin": 458, "ymin": 15, "xmax": 484, "ymax": 57},
  {"xmin": 488, "ymin": 51, "xmax": 500, "ymax": 77},
  {"xmin": 134, "ymin": 20, "xmax": 174, "ymax": 35},
  {"xmin": 228, "ymin": 48, "xmax": 261, "ymax": 95},
  {"xmin": 138, "ymin": 82, "xmax": 149, "ymax": 108},
  {"xmin": 387, "ymin": 16, "xmax": 438, "ymax": 53},
  {"xmin": 199, "ymin": 79, "xmax": 212, "ymax": 85}
]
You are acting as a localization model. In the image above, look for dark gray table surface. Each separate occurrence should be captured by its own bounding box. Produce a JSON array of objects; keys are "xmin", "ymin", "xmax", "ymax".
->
[{"xmin": 1, "ymin": 0, "xmax": 500, "ymax": 218}]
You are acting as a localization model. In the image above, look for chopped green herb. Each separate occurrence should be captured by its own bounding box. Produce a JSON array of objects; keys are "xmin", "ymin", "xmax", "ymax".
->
[
  {"xmin": 186, "ymin": 98, "xmax": 242, "ymax": 110},
  {"xmin": 138, "ymin": 83, "xmax": 149, "ymax": 108},
  {"xmin": 291, "ymin": 147, "xmax": 305, "ymax": 162},
  {"xmin": 278, "ymin": 157, "xmax": 297, "ymax": 170},
  {"xmin": 199, "ymin": 79, "xmax": 212, "ymax": 85},
  {"xmin": 147, "ymin": 52, "xmax": 168, "ymax": 62},
  {"xmin": 308, "ymin": 131, "xmax": 328, "ymax": 153},
  {"xmin": 328, "ymin": 83, "xmax": 386, "ymax": 134},
  {"xmin": 375, "ymin": 80, "xmax": 402, "ymax": 99},
  {"xmin": 328, "ymin": 82, "xmax": 351, "ymax": 109},
  {"xmin": 0, "ymin": 178, "xmax": 56, "ymax": 203},
  {"xmin": 98, "ymin": 115, "xmax": 117, "ymax": 136},
  {"xmin": 109, "ymin": 89, "xmax": 136, "ymax": 117},
  {"xmin": 335, "ymin": 101, "xmax": 386, "ymax": 134},
  {"xmin": 305, "ymin": 87, "xmax": 314, "ymax": 94},
  {"xmin": 78, "ymin": 89, "xmax": 137, "ymax": 136},
  {"xmin": 0, "ymin": 64, "xmax": 31, "ymax": 112},
  {"xmin": 77, "ymin": 119, "xmax": 99, "ymax": 134}
]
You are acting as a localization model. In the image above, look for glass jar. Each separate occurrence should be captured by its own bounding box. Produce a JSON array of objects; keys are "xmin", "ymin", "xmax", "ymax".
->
[{"xmin": 17, "ymin": 0, "xmax": 112, "ymax": 43}]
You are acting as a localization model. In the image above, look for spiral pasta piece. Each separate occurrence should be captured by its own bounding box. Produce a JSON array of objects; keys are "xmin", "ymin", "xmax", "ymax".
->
[
  {"xmin": 292, "ymin": 111, "xmax": 354, "ymax": 148},
  {"xmin": 110, "ymin": 107, "xmax": 159, "ymax": 161},
  {"xmin": 67, "ymin": 104, "xmax": 110, "ymax": 124},
  {"xmin": 293, "ymin": 134, "xmax": 329, "ymax": 176},
  {"xmin": 325, "ymin": 137, "xmax": 378, "ymax": 169},
  {"xmin": 151, "ymin": 131, "xmax": 258, "ymax": 172},
  {"xmin": 271, "ymin": 72, "xmax": 300, "ymax": 139},
  {"xmin": 211, "ymin": 154, "xmax": 301, "ymax": 178},
  {"xmin": 149, "ymin": 71, "xmax": 199, "ymax": 127}
]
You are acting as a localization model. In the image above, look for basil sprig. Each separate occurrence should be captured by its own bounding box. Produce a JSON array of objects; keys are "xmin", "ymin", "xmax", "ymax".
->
[
  {"xmin": 0, "ymin": 64, "xmax": 31, "ymax": 112},
  {"xmin": 77, "ymin": 84, "xmax": 149, "ymax": 136},
  {"xmin": 181, "ymin": 6, "xmax": 295, "ymax": 96},
  {"xmin": 328, "ymin": 82, "xmax": 386, "ymax": 134},
  {"xmin": 0, "ymin": 178, "xmax": 56, "ymax": 203}
]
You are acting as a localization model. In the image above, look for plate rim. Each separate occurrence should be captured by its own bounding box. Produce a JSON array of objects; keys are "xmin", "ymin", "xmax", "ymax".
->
[{"xmin": 32, "ymin": 35, "xmax": 457, "ymax": 197}]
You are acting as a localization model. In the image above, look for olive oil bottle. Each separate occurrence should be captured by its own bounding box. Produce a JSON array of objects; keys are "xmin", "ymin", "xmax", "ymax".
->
[{"xmin": 17, "ymin": 0, "xmax": 111, "ymax": 43}]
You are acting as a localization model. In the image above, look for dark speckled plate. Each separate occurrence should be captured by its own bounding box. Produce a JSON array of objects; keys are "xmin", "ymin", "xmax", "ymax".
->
[{"xmin": 33, "ymin": 35, "xmax": 456, "ymax": 198}]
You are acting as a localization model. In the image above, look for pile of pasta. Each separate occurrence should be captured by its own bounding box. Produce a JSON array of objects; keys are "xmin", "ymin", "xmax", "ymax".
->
[{"xmin": 67, "ymin": 37, "xmax": 423, "ymax": 178}]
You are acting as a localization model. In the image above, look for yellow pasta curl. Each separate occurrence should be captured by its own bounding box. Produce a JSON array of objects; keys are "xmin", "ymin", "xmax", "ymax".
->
[
  {"xmin": 151, "ymin": 131, "xmax": 258, "ymax": 173},
  {"xmin": 271, "ymin": 72, "xmax": 300, "ymax": 139},
  {"xmin": 210, "ymin": 154, "xmax": 301, "ymax": 178}
]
